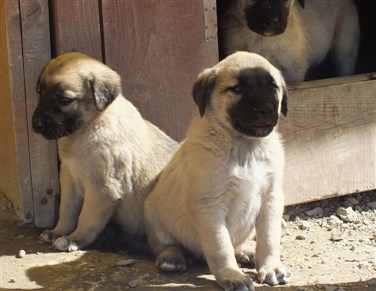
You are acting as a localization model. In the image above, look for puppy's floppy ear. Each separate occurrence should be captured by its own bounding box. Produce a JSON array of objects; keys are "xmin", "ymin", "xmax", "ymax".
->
[
  {"xmin": 281, "ymin": 85, "xmax": 288, "ymax": 117},
  {"xmin": 297, "ymin": 0, "xmax": 305, "ymax": 8},
  {"xmin": 192, "ymin": 68, "xmax": 216, "ymax": 117},
  {"xmin": 89, "ymin": 72, "xmax": 122, "ymax": 111}
]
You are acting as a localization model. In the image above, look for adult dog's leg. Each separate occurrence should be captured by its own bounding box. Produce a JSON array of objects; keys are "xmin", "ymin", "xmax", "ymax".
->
[{"xmin": 332, "ymin": 9, "xmax": 360, "ymax": 76}]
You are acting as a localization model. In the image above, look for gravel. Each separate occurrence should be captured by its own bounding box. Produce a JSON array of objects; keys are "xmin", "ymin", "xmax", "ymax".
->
[{"xmin": 1, "ymin": 190, "xmax": 375, "ymax": 290}]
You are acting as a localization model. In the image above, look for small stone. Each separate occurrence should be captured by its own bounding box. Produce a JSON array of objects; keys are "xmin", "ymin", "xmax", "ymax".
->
[
  {"xmin": 296, "ymin": 234, "xmax": 306, "ymax": 240},
  {"xmin": 350, "ymin": 245, "xmax": 355, "ymax": 251},
  {"xmin": 367, "ymin": 201, "xmax": 376, "ymax": 209},
  {"xmin": 17, "ymin": 250, "xmax": 26, "ymax": 258},
  {"xmin": 355, "ymin": 205, "xmax": 363, "ymax": 212},
  {"xmin": 283, "ymin": 214, "xmax": 290, "ymax": 221},
  {"xmin": 299, "ymin": 221, "xmax": 311, "ymax": 230},
  {"xmin": 116, "ymin": 259, "xmax": 136, "ymax": 267},
  {"xmin": 281, "ymin": 218, "xmax": 288, "ymax": 228},
  {"xmin": 330, "ymin": 231, "xmax": 344, "ymax": 241},
  {"xmin": 128, "ymin": 279, "xmax": 138, "ymax": 288},
  {"xmin": 305, "ymin": 207, "xmax": 324, "ymax": 217},
  {"xmin": 8, "ymin": 278, "xmax": 16, "ymax": 283},
  {"xmin": 336, "ymin": 207, "xmax": 358, "ymax": 222},
  {"xmin": 324, "ymin": 286, "xmax": 337, "ymax": 291},
  {"xmin": 346, "ymin": 197, "xmax": 359, "ymax": 206}
]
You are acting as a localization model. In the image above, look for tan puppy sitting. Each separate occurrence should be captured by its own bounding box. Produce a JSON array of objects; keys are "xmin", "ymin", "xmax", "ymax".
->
[
  {"xmin": 144, "ymin": 52, "xmax": 288, "ymax": 290},
  {"xmin": 221, "ymin": 0, "xmax": 360, "ymax": 83},
  {"xmin": 32, "ymin": 52, "xmax": 178, "ymax": 251}
]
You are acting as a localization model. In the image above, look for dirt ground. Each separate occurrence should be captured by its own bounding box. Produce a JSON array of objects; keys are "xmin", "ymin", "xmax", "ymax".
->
[{"xmin": 1, "ymin": 191, "xmax": 375, "ymax": 291}]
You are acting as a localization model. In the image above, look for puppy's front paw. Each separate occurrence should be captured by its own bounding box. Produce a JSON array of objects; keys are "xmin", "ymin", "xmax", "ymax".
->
[
  {"xmin": 52, "ymin": 236, "xmax": 79, "ymax": 252},
  {"xmin": 217, "ymin": 269, "xmax": 254, "ymax": 291},
  {"xmin": 257, "ymin": 264, "xmax": 287, "ymax": 286},
  {"xmin": 39, "ymin": 229, "xmax": 60, "ymax": 244},
  {"xmin": 155, "ymin": 248, "xmax": 186, "ymax": 272}
]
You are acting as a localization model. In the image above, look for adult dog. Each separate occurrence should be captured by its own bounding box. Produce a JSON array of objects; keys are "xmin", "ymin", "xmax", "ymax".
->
[
  {"xmin": 221, "ymin": 0, "xmax": 360, "ymax": 83},
  {"xmin": 32, "ymin": 52, "xmax": 178, "ymax": 252},
  {"xmin": 144, "ymin": 52, "xmax": 288, "ymax": 290}
]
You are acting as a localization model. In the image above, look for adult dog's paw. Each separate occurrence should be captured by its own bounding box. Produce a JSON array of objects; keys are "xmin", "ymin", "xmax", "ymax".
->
[
  {"xmin": 39, "ymin": 229, "xmax": 60, "ymax": 244},
  {"xmin": 257, "ymin": 264, "xmax": 287, "ymax": 286},
  {"xmin": 52, "ymin": 236, "xmax": 79, "ymax": 252},
  {"xmin": 217, "ymin": 268, "xmax": 254, "ymax": 291}
]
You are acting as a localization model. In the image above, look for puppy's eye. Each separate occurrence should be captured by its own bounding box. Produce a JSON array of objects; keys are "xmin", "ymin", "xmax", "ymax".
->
[
  {"xmin": 228, "ymin": 85, "xmax": 243, "ymax": 94},
  {"xmin": 58, "ymin": 95, "xmax": 74, "ymax": 106}
]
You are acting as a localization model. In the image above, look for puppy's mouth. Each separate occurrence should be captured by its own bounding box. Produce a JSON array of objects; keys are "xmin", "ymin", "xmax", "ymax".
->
[{"xmin": 234, "ymin": 121, "xmax": 275, "ymax": 137}]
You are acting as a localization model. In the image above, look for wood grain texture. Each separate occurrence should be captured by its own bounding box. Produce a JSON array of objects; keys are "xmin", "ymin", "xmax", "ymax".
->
[
  {"xmin": 281, "ymin": 78, "xmax": 376, "ymax": 205},
  {"xmin": 51, "ymin": 0, "xmax": 102, "ymax": 60},
  {"xmin": 1, "ymin": 0, "xmax": 33, "ymax": 223},
  {"xmin": 20, "ymin": 0, "xmax": 59, "ymax": 228},
  {"xmin": 101, "ymin": 0, "xmax": 219, "ymax": 140}
]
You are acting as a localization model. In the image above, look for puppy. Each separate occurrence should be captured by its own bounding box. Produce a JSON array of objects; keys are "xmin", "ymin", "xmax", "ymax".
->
[
  {"xmin": 32, "ymin": 52, "xmax": 178, "ymax": 251},
  {"xmin": 221, "ymin": 0, "xmax": 360, "ymax": 83},
  {"xmin": 144, "ymin": 51, "xmax": 288, "ymax": 290}
]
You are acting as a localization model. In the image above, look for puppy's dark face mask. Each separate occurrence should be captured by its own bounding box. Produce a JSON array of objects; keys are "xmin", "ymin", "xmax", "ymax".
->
[
  {"xmin": 32, "ymin": 82, "xmax": 87, "ymax": 140},
  {"xmin": 32, "ymin": 55, "xmax": 121, "ymax": 140},
  {"xmin": 244, "ymin": 0, "xmax": 295, "ymax": 36},
  {"xmin": 227, "ymin": 67, "xmax": 285, "ymax": 137}
]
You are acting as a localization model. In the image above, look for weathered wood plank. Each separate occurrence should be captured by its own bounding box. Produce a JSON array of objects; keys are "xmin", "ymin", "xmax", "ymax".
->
[
  {"xmin": 101, "ymin": 0, "xmax": 219, "ymax": 140},
  {"xmin": 51, "ymin": 0, "xmax": 102, "ymax": 59},
  {"xmin": 0, "ymin": 0, "xmax": 33, "ymax": 223},
  {"xmin": 281, "ymin": 78, "xmax": 376, "ymax": 205},
  {"xmin": 20, "ymin": 0, "xmax": 59, "ymax": 228}
]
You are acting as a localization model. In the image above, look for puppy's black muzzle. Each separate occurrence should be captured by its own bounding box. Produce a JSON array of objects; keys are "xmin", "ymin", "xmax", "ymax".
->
[
  {"xmin": 32, "ymin": 101, "xmax": 81, "ymax": 140},
  {"xmin": 231, "ymin": 103, "xmax": 278, "ymax": 138},
  {"xmin": 32, "ymin": 109, "xmax": 66, "ymax": 140}
]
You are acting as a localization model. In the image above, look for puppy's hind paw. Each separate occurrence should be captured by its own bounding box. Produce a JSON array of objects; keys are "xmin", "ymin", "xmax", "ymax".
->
[
  {"xmin": 52, "ymin": 236, "xmax": 79, "ymax": 252},
  {"xmin": 155, "ymin": 247, "xmax": 186, "ymax": 272},
  {"xmin": 39, "ymin": 229, "xmax": 60, "ymax": 244},
  {"xmin": 258, "ymin": 265, "xmax": 287, "ymax": 286}
]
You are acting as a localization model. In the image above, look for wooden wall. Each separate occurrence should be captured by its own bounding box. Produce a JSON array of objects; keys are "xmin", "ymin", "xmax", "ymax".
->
[
  {"xmin": 282, "ymin": 76, "xmax": 376, "ymax": 205},
  {"xmin": 1, "ymin": 0, "xmax": 218, "ymax": 227},
  {"xmin": 51, "ymin": 0, "xmax": 218, "ymax": 140},
  {"xmin": 1, "ymin": 0, "xmax": 59, "ymax": 227}
]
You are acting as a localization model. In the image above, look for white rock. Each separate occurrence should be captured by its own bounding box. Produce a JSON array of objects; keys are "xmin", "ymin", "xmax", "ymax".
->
[
  {"xmin": 336, "ymin": 207, "xmax": 359, "ymax": 222},
  {"xmin": 16, "ymin": 249, "xmax": 26, "ymax": 258},
  {"xmin": 299, "ymin": 221, "xmax": 311, "ymax": 230},
  {"xmin": 330, "ymin": 231, "xmax": 344, "ymax": 241}
]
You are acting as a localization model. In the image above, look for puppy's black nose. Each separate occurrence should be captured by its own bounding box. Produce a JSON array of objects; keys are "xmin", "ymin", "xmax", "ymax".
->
[
  {"xmin": 265, "ymin": 17, "xmax": 279, "ymax": 28},
  {"xmin": 32, "ymin": 117, "xmax": 44, "ymax": 132},
  {"xmin": 257, "ymin": 107, "xmax": 274, "ymax": 116}
]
